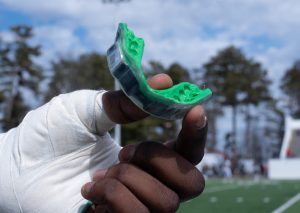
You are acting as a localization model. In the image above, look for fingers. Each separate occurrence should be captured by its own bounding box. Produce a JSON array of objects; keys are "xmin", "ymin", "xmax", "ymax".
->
[
  {"xmin": 102, "ymin": 74, "xmax": 173, "ymax": 124},
  {"xmin": 84, "ymin": 141, "xmax": 205, "ymax": 212},
  {"xmin": 92, "ymin": 169, "xmax": 107, "ymax": 182},
  {"xmin": 83, "ymin": 163, "xmax": 179, "ymax": 213},
  {"xmin": 168, "ymin": 105, "xmax": 208, "ymax": 165},
  {"xmin": 82, "ymin": 179, "xmax": 149, "ymax": 213},
  {"xmin": 119, "ymin": 142, "xmax": 205, "ymax": 201},
  {"xmin": 105, "ymin": 163, "xmax": 180, "ymax": 212}
]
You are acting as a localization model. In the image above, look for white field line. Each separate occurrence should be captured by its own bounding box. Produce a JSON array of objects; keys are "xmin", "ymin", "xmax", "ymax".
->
[
  {"xmin": 204, "ymin": 181, "xmax": 260, "ymax": 194},
  {"xmin": 272, "ymin": 192, "xmax": 300, "ymax": 213},
  {"xmin": 204, "ymin": 185, "xmax": 240, "ymax": 193}
]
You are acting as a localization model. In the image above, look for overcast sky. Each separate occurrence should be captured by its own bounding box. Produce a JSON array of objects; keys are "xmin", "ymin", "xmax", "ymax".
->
[
  {"xmin": 1, "ymin": 0, "xmax": 300, "ymax": 83},
  {"xmin": 1, "ymin": 0, "xmax": 299, "ymax": 146}
]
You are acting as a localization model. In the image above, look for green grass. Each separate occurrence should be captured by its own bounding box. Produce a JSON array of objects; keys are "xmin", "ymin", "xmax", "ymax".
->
[
  {"xmin": 285, "ymin": 200, "xmax": 300, "ymax": 213},
  {"xmin": 178, "ymin": 179, "xmax": 300, "ymax": 213}
]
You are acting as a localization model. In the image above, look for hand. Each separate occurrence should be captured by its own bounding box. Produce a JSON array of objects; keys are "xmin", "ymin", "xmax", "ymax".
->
[
  {"xmin": 0, "ymin": 73, "xmax": 206, "ymax": 213},
  {"xmin": 81, "ymin": 74, "xmax": 207, "ymax": 213}
]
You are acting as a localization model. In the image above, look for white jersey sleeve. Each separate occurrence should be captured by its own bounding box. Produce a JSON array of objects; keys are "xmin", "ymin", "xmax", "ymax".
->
[{"xmin": 0, "ymin": 90, "xmax": 122, "ymax": 213}]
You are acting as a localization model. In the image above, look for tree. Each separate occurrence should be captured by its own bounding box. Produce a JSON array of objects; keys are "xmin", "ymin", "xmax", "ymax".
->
[
  {"xmin": 281, "ymin": 60, "xmax": 300, "ymax": 118},
  {"xmin": 147, "ymin": 61, "xmax": 190, "ymax": 84},
  {"xmin": 0, "ymin": 92, "xmax": 4, "ymax": 103},
  {"xmin": 194, "ymin": 67, "xmax": 223, "ymax": 149},
  {"xmin": 166, "ymin": 63, "xmax": 190, "ymax": 84},
  {"xmin": 0, "ymin": 25, "xmax": 43, "ymax": 130},
  {"xmin": 0, "ymin": 88, "xmax": 5, "ymax": 124},
  {"xmin": 45, "ymin": 53, "xmax": 114, "ymax": 101},
  {"xmin": 0, "ymin": 38, "xmax": 9, "ymax": 127},
  {"xmin": 261, "ymin": 100, "xmax": 285, "ymax": 158},
  {"xmin": 0, "ymin": 39, "xmax": 7, "ymax": 104},
  {"xmin": 239, "ymin": 60, "xmax": 271, "ymax": 158},
  {"xmin": 203, "ymin": 46, "xmax": 271, "ymax": 157}
]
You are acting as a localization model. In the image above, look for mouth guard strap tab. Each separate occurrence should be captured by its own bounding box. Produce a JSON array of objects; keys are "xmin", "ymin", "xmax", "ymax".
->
[{"xmin": 107, "ymin": 23, "xmax": 212, "ymax": 120}]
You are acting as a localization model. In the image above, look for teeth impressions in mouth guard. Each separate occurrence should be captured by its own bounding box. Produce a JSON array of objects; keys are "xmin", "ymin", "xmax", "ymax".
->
[{"xmin": 107, "ymin": 23, "xmax": 212, "ymax": 120}]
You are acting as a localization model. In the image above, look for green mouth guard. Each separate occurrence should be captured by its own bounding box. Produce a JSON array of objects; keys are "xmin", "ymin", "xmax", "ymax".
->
[{"xmin": 107, "ymin": 23, "xmax": 212, "ymax": 120}]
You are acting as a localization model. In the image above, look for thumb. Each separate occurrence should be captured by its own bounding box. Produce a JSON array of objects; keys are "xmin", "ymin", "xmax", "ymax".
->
[
  {"xmin": 118, "ymin": 144, "xmax": 137, "ymax": 162},
  {"xmin": 81, "ymin": 169, "xmax": 107, "ymax": 197}
]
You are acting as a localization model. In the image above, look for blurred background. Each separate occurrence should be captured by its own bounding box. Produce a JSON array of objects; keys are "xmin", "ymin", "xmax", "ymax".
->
[{"xmin": 1, "ymin": 0, "xmax": 300, "ymax": 212}]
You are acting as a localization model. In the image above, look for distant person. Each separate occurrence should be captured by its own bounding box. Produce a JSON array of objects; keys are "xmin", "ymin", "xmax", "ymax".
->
[
  {"xmin": 0, "ymin": 74, "xmax": 208, "ymax": 213},
  {"xmin": 223, "ymin": 158, "xmax": 233, "ymax": 179}
]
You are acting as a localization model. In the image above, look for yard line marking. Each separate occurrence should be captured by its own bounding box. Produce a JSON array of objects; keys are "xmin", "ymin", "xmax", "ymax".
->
[
  {"xmin": 204, "ymin": 180, "xmax": 260, "ymax": 194},
  {"xmin": 272, "ymin": 192, "xmax": 300, "ymax": 213},
  {"xmin": 204, "ymin": 185, "xmax": 239, "ymax": 193},
  {"xmin": 236, "ymin": 197, "xmax": 244, "ymax": 203},
  {"xmin": 209, "ymin": 196, "xmax": 218, "ymax": 203},
  {"xmin": 263, "ymin": 197, "xmax": 270, "ymax": 203}
]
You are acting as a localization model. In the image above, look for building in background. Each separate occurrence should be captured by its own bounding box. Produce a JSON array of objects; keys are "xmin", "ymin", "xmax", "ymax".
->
[{"xmin": 269, "ymin": 117, "xmax": 300, "ymax": 179}]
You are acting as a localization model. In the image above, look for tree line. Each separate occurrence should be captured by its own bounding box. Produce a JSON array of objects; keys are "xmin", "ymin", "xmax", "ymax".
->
[{"xmin": 1, "ymin": 25, "xmax": 299, "ymax": 162}]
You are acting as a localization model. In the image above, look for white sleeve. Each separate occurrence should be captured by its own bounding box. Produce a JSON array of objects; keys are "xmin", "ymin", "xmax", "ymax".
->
[
  {"xmin": 0, "ymin": 90, "xmax": 121, "ymax": 213},
  {"xmin": 17, "ymin": 89, "xmax": 116, "ymax": 169}
]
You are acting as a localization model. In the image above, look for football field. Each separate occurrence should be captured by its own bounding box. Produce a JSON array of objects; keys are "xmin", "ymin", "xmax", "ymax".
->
[{"xmin": 178, "ymin": 179, "xmax": 300, "ymax": 213}]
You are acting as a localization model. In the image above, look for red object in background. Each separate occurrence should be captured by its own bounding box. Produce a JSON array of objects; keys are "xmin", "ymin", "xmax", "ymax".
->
[{"xmin": 287, "ymin": 147, "xmax": 293, "ymax": 157}]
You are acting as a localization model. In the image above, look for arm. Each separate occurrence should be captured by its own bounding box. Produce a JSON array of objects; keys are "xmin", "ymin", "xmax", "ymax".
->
[{"xmin": 0, "ymin": 90, "xmax": 120, "ymax": 213}]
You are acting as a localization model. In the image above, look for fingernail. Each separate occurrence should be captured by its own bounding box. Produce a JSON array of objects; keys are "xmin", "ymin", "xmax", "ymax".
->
[
  {"xmin": 196, "ymin": 115, "xmax": 207, "ymax": 129},
  {"xmin": 119, "ymin": 144, "xmax": 136, "ymax": 162},
  {"xmin": 81, "ymin": 182, "xmax": 94, "ymax": 197}
]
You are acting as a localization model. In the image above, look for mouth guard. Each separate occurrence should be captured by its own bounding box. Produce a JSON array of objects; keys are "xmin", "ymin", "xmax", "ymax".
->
[{"xmin": 106, "ymin": 23, "xmax": 212, "ymax": 120}]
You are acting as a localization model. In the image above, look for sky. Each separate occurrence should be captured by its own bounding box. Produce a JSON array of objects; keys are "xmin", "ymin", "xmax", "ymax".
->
[
  {"xmin": 0, "ymin": 0, "xmax": 299, "ymax": 147},
  {"xmin": 1, "ymin": 0, "xmax": 299, "ymax": 80}
]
